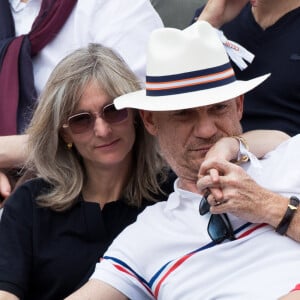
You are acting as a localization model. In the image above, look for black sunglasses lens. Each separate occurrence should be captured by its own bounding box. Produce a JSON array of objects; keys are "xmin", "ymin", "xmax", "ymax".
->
[
  {"xmin": 69, "ymin": 113, "xmax": 93, "ymax": 133},
  {"xmin": 103, "ymin": 104, "xmax": 128, "ymax": 123},
  {"xmin": 208, "ymin": 214, "xmax": 235, "ymax": 244},
  {"xmin": 199, "ymin": 191, "xmax": 211, "ymax": 216},
  {"xmin": 208, "ymin": 215, "xmax": 229, "ymax": 243}
]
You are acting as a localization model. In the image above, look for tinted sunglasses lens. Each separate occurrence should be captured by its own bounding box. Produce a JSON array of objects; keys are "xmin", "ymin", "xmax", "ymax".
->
[
  {"xmin": 68, "ymin": 113, "xmax": 93, "ymax": 133},
  {"xmin": 103, "ymin": 105, "xmax": 128, "ymax": 123},
  {"xmin": 208, "ymin": 214, "xmax": 235, "ymax": 244},
  {"xmin": 199, "ymin": 191, "xmax": 211, "ymax": 216}
]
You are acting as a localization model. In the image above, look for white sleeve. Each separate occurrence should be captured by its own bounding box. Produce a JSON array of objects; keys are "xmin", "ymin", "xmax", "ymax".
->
[
  {"xmin": 86, "ymin": 0, "xmax": 163, "ymax": 84},
  {"xmin": 90, "ymin": 255, "xmax": 153, "ymax": 300}
]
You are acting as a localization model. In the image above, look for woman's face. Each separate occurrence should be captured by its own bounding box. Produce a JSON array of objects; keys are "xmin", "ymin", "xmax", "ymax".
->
[{"xmin": 62, "ymin": 80, "xmax": 136, "ymax": 170}]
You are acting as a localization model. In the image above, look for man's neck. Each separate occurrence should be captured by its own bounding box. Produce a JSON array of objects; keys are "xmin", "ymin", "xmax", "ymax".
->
[
  {"xmin": 251, "ymin": 0, "xmax": 299, "ymax": 30},
  {"xmin": 178, "ymin": 178, "xmax": 200, "ymax": 194}
]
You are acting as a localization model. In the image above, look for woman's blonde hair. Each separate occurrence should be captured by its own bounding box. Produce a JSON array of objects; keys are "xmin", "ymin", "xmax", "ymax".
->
[{"xmin": 26, "ymin": 43, "xmax": 169, "ymax": 211}]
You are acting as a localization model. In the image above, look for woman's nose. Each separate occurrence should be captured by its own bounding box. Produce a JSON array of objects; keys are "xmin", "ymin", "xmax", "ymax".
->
[{"xmin": 93, "ymin": 116, "xmax": 112, "ymax": 137}]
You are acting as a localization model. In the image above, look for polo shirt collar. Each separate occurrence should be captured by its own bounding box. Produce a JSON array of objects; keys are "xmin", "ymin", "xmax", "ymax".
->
[{"xmin": 166, "ymin": 178, "xmax": 204, "ymax": 211}]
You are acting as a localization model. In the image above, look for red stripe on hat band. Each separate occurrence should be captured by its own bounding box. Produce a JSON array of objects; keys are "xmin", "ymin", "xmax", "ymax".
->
[
  {"xmin": 146, "ymin": 68, "xmax": 234, "ymax": 91},
  {"xmin": 145, "ymin": 63, "xmax": 236, "ymax": 97}
]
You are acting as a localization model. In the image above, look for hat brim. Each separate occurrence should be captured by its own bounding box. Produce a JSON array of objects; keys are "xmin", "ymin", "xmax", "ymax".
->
[{"xmin": 115, "ymin": 73, "xmax": 270, "ymax": 111}]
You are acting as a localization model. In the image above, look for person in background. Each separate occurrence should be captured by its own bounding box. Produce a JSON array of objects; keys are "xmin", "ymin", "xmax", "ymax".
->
[
  {"xmin": 65, "ymin": 21, "xmax": 300, "ymax": 300},
  {"xmin": 193, "ymin": 0, "xmax": 300, "ymax": 137},
  {"xmin": 0, "ymin": 43, "xmax": 175, "ymax": 300},
  {"xmin": 150, "ymin": 0, "xmax": 207, "ymax": 29}
]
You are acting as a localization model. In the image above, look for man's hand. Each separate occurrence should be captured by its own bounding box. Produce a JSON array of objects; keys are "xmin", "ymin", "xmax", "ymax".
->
[
  {"xmin": 197, "ymin": 0, "xmax": 249, "ymax": 28},
  {"xmin": 197, "ymin": 136, "xmax": 241, "ymax": 201},
  {"xmin": 197, "ymin": 159, "xmax": 288, "ymax": 226}
]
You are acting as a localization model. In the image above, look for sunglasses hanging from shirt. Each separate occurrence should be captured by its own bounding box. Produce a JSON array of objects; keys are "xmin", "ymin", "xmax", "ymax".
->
[{"xmin": 199, "ymin": 191, "xmax": 236, "ymax": 244}]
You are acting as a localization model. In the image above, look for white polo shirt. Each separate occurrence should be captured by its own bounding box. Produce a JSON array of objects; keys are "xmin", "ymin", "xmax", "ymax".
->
[
  {"xmin": 9, "ymin": 0, "xmax": 163, "ymax": 95},
  {"xmin": 91, "ymin": 135, "xmax": 300, "ymax": 299}
]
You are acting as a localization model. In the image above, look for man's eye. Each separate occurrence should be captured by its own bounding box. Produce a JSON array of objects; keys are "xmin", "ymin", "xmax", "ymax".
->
[
  {"xmin": 173, "ymin": 110, "xmax": 190, "ymax": 117},
  {"xmin": 213, "ymin": 104, "xmax": 228, "ymax": 112}
]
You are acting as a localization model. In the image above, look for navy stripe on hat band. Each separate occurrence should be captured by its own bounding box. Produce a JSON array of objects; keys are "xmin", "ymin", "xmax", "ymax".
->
[{"xmin": 146, "ymin": 62, "xmax": 236, "ymax": 97}]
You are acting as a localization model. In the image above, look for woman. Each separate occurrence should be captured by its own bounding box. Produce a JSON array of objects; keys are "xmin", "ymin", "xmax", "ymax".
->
[
  {"xmin": 0, "ymin": 0, "xmax": 163, "ymax": 201},
  {"xmin": 0, "ymin": 43, "xmax": 173, "ymax": 300}
]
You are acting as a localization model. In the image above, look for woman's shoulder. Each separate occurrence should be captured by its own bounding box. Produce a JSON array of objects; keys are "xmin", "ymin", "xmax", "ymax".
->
[
  {"xmin": 4, "ymin": 177, "xmax": 52, "ymax": 211},
  {"xmin": 15, "ymin": 177, "xmax": 52, "ymax": 194}
]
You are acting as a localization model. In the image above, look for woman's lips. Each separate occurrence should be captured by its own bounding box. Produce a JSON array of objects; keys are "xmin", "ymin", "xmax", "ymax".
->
[{"xmin": 95, "ymin": 138, "xmax": 120, "ymax": 149}]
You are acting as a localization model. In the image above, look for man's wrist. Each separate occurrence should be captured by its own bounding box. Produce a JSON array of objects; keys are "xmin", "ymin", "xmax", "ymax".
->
[{"xmin": 276, "ymin": 196, "xmax": 300, "ymax": 235}]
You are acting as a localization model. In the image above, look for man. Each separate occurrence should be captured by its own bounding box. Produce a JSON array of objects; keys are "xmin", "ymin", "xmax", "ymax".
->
[{"xmin": 66, "ymin": 21, "xmax": 300, "ymax": 299}]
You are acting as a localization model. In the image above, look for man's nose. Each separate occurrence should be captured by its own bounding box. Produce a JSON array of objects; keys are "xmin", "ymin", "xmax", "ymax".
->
[{"xmin": 193, "ymin": 112, "xmax": 218, "ymax": 139}]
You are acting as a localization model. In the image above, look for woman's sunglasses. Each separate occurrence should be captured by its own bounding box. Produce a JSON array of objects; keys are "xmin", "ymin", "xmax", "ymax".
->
[
  {"xmin": 199, "ymin": 191, "xmax": 236, "ymax": 244},
  {"xmin": 62, "ymin": 103, "xmax": 129, "ymax": 134}
]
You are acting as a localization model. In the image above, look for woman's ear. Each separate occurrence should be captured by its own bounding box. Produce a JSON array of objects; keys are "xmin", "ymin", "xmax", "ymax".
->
[
  {"xmin": 59, "ymin": 128, "xmax": 73, "ymax": 144},
  {"xmin": 139, "ymin": 110, "xmax": 158, "ymax": 136}
]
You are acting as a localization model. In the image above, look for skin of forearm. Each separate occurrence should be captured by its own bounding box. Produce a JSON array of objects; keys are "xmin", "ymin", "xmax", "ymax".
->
[
  {"xmin": 0, "ymin": 290, "xmax": 19, "ymax": 299},
  {"xmin": 0, "ymin": 135, "xmax": 29, "ymax": 168},
  {"xmin": 279, "ymin": 290, "xmax": 300, "ymax": 300},
  {"xmin": 241, "ymin": 130, "xmax": 289, "ymax": 158}
]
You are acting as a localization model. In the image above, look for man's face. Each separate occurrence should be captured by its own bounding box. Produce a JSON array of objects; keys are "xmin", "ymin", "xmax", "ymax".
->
[{"xmin": 140, "ymin": 97, "xmax": 244, "ymax": 182}]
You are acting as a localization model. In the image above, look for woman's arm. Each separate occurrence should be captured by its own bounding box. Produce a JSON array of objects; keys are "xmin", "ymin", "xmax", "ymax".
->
[
  {"xmin": 201, "ymin": 130, "xmax": 289, "ymax": 164},
  {"xmin": 242, "ymin": 130, "xmax": 289, "ymax": 158},
  {"xmin": 279, "ymin": 289, "xmax": 300, "ymax": 300},
  {"xmin": 0, "ymin": 135, "xmax": 28, "ymax": 168},
  {"xmin": 0, "ymin": 134, "xmax": 29, "ymax": 201},
  {"xmin": 0, "ymin": 291, "xmax": 19, "ymax": 300}
]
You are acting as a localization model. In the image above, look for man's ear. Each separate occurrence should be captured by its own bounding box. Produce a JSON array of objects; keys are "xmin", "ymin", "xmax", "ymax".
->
[{"xmin": 139, "ymin": 110, "xmax": 158, "ymax": 136}]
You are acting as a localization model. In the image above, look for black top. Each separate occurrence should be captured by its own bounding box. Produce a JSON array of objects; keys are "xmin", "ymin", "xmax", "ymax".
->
[
  {"xmin": 193, "ymin": 5, "xmax": 300, "ymax": 136},
  {"xmin": 0, "ymin": 174, "xmax": 176, "ymax": 299}
]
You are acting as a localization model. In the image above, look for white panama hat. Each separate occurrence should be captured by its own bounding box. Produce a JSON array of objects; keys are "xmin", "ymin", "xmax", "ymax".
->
[{"xmin": 114, "ymin": 21, "xmax": 270, "ymax": 111}]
